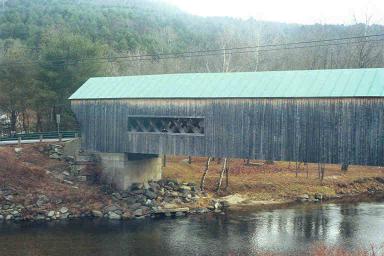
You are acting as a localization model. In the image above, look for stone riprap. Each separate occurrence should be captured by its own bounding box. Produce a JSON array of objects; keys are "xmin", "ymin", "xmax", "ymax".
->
[{"xmin": 0, "ymin": 179, "xmax": 227, "ymax": 223}]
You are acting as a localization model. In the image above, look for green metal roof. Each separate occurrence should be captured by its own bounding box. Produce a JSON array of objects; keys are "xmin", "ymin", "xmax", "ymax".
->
[{"xmin": 69, "ymin": 68, "xmax": 384, "ymax": 99}]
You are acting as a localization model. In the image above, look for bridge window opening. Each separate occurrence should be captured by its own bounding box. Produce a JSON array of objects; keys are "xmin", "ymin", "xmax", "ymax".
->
[{"xmin": 128, "ymin": 116, "xmax": 204, "ymax": 134}]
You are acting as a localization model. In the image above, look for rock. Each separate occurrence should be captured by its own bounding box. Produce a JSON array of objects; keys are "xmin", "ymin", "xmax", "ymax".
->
[
  {"xmin": 5, "ymin": 215, "xmax": 13, "ymax": 221},
  {"xmin": 144, "ymin": 190, "xmax": 157, "ymax": 200},
  {"xmin": 112, "ymin": 193, "xmax": 122, "ymax": 200},
  {"xmin": 124, "ymin": 197, "xmax": 137, "ymax": 204},
  {"xmin": 47, "ymin": 211, "xmax": 55, "ymax": 217},
  {"xmin": 129, "ymin": 203, "xmax": 142, "ymax": 210},
  {"xmin": 49, "ymin": 153, "xmax": 61, "ymax": 159},
  {"xmin": 4, "ymin": 195, "xmax": 13, "ymax": 201},
  {"xmin": 175, "ymin": 212, "xmax": 185, "ymax": 217},
  {"xmin": 77, "ymin": 176, "xmax": 87, "ymax": 182},
  {"xmin": 59, "ymin": 207, "xmax": 69, "ymax": 214},
  {"xmin": 131, "ymin": 183, "xmax": 144, "ymax": 191},
  {"xmin": 92, "ymin": 210, "xmax": 103, "ymax": 218},
  {"xmin": 213, "ymin": 201, "xmax": 221, "ymax": 209},
  {"xmin": 133, "ymin": 208, "xmax": 143, "ymax": 217},
  {"xmin": 194, "ymin": 208, "xmax": 209, "ymax": 214},
  {"xmin": 14, "ymin": 147, "xmax": 23, "ymax": 154},
  {"xmin": 149, "ymin": 182, "xmax": 160, "ymax": 192},
  {"xmin": 60, "ymin": 213, "xmax": 69, "ymax": 219},
  {"xmin": 122, "ymin": 211, "xmax": 132, "ymax": 220},
  {"xmin": 171, "ymin": 191, "xmax": 179, "ymax": 197},
  {"xmin": 298, "ymin": 194, "xmax": 310, "ymax": 202},
  {"xmin": 221, "ymin": 201, "xmax": 230, "ymax": 208},
  {"xmin": 0, "ymin": 215, "xmax": 3, "ymax": 221},
  {"xmin": 154, "ymin": 207, "xmax": 189, "ymax": 214},
  {"xmin": 108, "ymin": 211, "xmax": 121, "ymax": 220},
  {"xmin": 63, "ymin": 171, "xmax": 70, "ymax": 176},
  {"xmin": 36, "ymin": 195, "xmax": 49, "ymax": 207},
  {"xmin": 63, "ymin": 180, "xmax": 74, "ymax": 185},
  {"xmin": 179, "ymin": 185, "xmax": 192, "ymax": 191},
  {"xmin": 104, "ymin": 205, "xmax": 120, "ymax": 212},
  {"xmin": 314, "ymin": 193, "xmax": 323, "ymax": 200},
  {"xmin": 163, "ymin": 203, "xmax": 178, "ymax": 209},
  {"xmin": 134, "ymin": 195, "xmax": 147, "ymax": 204}
]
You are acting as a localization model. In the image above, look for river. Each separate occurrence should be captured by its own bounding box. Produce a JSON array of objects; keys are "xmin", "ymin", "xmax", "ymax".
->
[{"xmin": 0, "ymin": 200, "xmax": 383, "ymax": 256}]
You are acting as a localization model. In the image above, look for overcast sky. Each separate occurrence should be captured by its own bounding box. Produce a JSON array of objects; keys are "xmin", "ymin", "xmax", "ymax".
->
[{"xmin": 164, "ymin": 0, "xmax": 384, "ymax": 25}]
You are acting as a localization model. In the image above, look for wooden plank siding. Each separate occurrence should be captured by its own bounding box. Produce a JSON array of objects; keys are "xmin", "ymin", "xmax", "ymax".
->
[{"xmin": 71, "ymin": 98, "xmax": 384, "ymax": 166}]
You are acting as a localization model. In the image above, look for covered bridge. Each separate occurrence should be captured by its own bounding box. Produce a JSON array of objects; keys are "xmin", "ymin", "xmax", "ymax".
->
[{"xmin": 70, "ymin": 68, "xmax": 384, "ymax": 166}]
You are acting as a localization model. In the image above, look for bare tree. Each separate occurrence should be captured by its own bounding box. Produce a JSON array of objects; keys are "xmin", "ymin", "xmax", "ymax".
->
[{"xmin": 200, "ymin": 157, "xmax": 211, "ymax": 191}]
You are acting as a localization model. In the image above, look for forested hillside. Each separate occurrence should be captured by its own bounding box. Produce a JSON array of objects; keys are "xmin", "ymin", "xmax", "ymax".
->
[{"xmin": 0, "ymin": 0, "xmax": 383, "ymax": 133}]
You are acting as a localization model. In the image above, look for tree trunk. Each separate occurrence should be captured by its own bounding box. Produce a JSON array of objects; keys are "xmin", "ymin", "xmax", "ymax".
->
[
  {"xmin": 217, "ymin": 158, "xmax": 228, "ymax": 192},
  {"xmin": 162, "ymin": 154, "xmax": 166, "ymax": 167},
  {"xmin": 188, "ymin": 156, "xmax": 192, "ymax": 164},
  {"xmin": 36, "ymin": 112, "xmax": 42, "ymax": 132},
  {"xmin": 10, "ymin": 110, "xmax": 17, "ymax": 133},
  {"xmin": 200, "ymin": 157, "xmax": 211, "ymax": 191},
  {"xmin": 224, "ymin": 159, "xmax": 230, "ymax": 190}
]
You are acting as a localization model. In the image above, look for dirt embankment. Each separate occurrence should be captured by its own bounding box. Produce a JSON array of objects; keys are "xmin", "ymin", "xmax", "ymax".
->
[{"xmin": 0, "ymin": 144, "xmax": 384, "ymax": 222}]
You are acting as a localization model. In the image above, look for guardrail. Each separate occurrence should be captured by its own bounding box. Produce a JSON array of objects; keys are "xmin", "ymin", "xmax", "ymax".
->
[{"xmin": 0, "ymin": 131, "xmax": 80, "ymax": 142}]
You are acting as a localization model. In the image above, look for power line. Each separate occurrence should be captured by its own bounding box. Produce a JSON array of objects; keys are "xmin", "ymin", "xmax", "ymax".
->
[
  {"xmin": 0, "ymin": 37, "xmax": 383, "ymax": 68},
  {"xmin": 2, "ymin": 32, "xmax": 384, "ymax": 66},
  {"xmin": 3, "ymin": 32, "xmax": 384, "ymax": 57}
]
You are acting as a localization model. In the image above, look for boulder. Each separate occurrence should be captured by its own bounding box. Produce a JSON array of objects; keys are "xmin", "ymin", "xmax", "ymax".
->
[
  {"xmin": 92, "ymin": 210, "xmax": 103, "ymax": 218},
  {"xmin": 108, "ymin": 211, "xmax": 121, "ymax": 220},
  {"xmin": 179, "ymin": 185, "xmax": 191, "ymax": 191},
  {"xmin": 144, "ymin": 190, "xmax": 157, "ymax": 200},
  {"xmin": 122, "ymin": 211, "xmax": 132, "ymax": 220},
  {"xmin": 104, "ymin": 205, "xmax": 120, "ymax": 212},
  {"xmin": 112, "ymin": 193, "xmax": 122, "ymax": 200},
  {"xmin": 133, "ymin": 208, "xmax": 143, "ymax": 217},
  {"xmin": 4, "ymin": 195, "xmax": 13, "ymax": 201},
  {"xmin": 59, "ymin": 207, "xmax": 69, "ymax": 214},
  {"xmin": 131, "ymin": 183, "xmax": 144, "ymax": 191},
  {"xmin": 129, "ymin": 203, "xmax": 142, "ymax": 210},
  {"xmin": 36, "ymin": 195, "xmax": 49, "ymax": 207},
  {"xmin": 60, "ymin": 213, "xmax": 69, "ymax": 219},
  {"xmin": 297, "ymin": 194, "xmax": 310, "ymax": 202}
]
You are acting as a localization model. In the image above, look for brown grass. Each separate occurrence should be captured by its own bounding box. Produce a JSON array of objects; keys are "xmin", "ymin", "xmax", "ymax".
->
[
  {"xmin": 0, "ymin": 144, "xmax": 111, "ymax": 215},
  {"xmin": 163, "ymin": 156, "xmax": 384, "ymax": 200}
]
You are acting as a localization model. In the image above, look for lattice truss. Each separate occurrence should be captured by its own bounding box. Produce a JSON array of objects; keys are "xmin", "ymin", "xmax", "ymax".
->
[{"xmin": 128, "ymin": 116, "xmax": 204, "ymax": 134}]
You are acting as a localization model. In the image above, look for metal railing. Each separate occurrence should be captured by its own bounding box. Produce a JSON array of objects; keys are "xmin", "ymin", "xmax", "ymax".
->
[{"xmin": 0, "ymin": 131, "xmax": 80, "ymax": 142}]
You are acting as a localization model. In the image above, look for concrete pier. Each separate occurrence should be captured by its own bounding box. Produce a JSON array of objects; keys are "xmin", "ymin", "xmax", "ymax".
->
[{"xmin": 98, "ymin": 153, "xmax": 162, "ymax": 190}]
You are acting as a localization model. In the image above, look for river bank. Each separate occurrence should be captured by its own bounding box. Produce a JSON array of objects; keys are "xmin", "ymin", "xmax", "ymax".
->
[
  {"xmin": 1, "ymin": 200, "xmax": 384, "ymax": 256},
  {"xmin": 1, "ymin": 143, "xmax": 384, "ymax": 223}
]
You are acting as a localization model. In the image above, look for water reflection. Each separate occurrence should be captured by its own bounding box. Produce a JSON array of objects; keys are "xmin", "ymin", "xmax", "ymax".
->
[{"xmin": 0, "ymin": 201, "xmax": 383, "ymax": 256}]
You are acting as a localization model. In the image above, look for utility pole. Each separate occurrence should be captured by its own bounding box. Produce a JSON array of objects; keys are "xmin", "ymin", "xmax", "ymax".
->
[{"xmin": 56, "ymin": 114, "xmax": 61, "ymax": 136}]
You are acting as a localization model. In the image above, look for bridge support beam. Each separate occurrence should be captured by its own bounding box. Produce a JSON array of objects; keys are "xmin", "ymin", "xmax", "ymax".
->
[{"xmin": 98, "ymin": 153, "xmax": 162, "ymax": 190}]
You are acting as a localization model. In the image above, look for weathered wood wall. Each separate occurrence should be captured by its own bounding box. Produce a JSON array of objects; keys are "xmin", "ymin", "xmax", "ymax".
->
[{"xmin": 71, "ymin": 98, "xmax": 384, "ymax": 166}]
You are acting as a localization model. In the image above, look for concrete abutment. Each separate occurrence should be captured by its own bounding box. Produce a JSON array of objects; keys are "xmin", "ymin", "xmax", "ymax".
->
[{"xmin": 98, "ymin": 153, "xmax": 163, "ymax": 190}]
